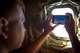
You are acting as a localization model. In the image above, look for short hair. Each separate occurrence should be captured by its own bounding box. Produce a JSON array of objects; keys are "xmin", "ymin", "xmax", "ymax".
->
[
  {"xmin": 0, "ymin": 0, "xmax": 25, "ymax": 17},
  {"xmin": 0, "ymin": 0, "xmax": 14, "ymax": 17}
]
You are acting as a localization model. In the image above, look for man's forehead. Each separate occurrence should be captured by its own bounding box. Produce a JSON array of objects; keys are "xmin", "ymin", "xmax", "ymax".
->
[{"xmin": 5, "ymin": 5, "xmax": 25, "ymax": 22}]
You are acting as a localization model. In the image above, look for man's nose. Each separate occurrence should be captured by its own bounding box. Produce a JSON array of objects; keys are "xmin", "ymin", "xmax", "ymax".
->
[
  {"xmin": 24, "ymin": 28, "xmax": 26, "ymax": 32},
  {"xmin": 24, "ymin": 26, "xmax": 26, "ymax": 32}
]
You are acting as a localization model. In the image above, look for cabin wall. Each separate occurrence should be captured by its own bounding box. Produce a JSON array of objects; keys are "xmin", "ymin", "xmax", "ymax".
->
[{"xmin": 23, "ymin": 0, "xmax": 73, "ymax": 53}]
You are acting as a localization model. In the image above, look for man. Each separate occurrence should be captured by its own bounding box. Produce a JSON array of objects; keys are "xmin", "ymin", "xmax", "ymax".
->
[{"xmin": 0, "ymin": 0, "xmax": 58, "ymax": 53}]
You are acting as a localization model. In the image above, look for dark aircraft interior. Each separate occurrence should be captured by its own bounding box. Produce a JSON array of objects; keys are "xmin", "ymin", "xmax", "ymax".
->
[{"xmin": 10, "ymin": 0, "xmax": 80, "ymax": 53}]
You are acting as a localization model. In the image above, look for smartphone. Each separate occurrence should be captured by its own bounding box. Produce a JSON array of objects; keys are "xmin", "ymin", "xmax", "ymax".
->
[{"xmin": 52, "ymin": 15, "xmax": 68, "ymax": 24}]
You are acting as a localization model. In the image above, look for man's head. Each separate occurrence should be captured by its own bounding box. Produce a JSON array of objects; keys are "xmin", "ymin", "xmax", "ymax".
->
[{"xmin": 0, "ymin": 0, "xmax": 26, "ymax": 51}]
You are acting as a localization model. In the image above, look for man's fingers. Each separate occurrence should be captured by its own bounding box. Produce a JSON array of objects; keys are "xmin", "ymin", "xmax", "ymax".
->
[
  {"xmin": 46, "ymin": 16, "xmax": 52, "ymax": 24},
  {"xmin": 65, "ymin": 16, "xmax": 69, "ymax": 26},
  {"xmin": 69, "ymin": 14, "xmax": 74, "ymax": 22},
  {"xmin": 47, "ymin": 16, "xmax": 50, "ymax": 20},
  {"xmin": 53, "ymin": 24, "xmax": 59, "ymax": 29}
]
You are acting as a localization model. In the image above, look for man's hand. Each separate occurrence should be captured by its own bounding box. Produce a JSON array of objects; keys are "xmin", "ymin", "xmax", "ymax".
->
[
  {"xmin": 44, "ymin": 16, "xmax": 59, "ymax": 33},
  {"xmin": 65, "ymin": 13, "xmax": 75, "ymax": 34}
]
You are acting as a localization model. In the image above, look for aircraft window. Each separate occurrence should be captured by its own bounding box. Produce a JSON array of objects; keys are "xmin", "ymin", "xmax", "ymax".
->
[
  {"xmin": 51, "ymin": 8, "xmax": 74, "ymax": 15},
  {"xmin": 51, "ymin": 8, "xmax": 74, "ymax": 38},
  {"xmin": 46, "ymin": 7, "xmax": 77, "ymax": 50}
]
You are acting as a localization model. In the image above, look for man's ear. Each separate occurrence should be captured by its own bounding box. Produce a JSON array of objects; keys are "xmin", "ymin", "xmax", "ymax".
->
[
  {"xmin": 0, "ymin": 18, "xmax": 8, "ymax": 26},
  {"xmin": 0, "ymin": 17, "xmax": 8, "ymax": 39}
]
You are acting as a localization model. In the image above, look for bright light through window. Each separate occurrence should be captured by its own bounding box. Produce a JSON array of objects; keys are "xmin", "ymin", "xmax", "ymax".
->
[
  {"xmin": 51, "ymin": 8, "xmax": 74, "ymax": 15},
  {"xmin": 50, "ymin": 8, "xmax": 74, "ymax": 48},
  {"xmin": 51, "ymin": 8, "xmax": 74, "ymax": 38}
]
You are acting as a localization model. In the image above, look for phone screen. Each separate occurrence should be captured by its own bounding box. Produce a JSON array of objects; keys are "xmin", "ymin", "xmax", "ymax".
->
[{"xmin": 52, "ymin": 15, "xmax": 67, "ymax": 24}]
